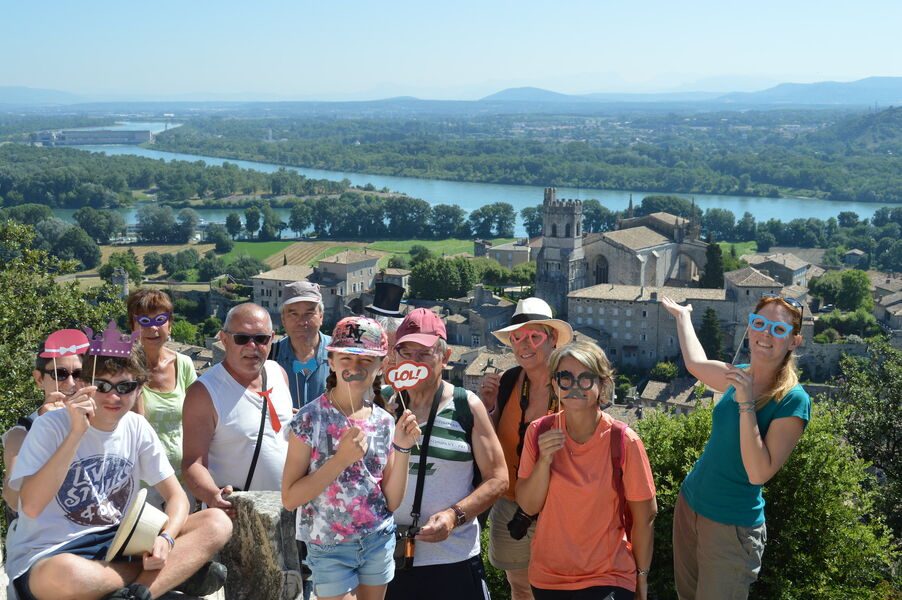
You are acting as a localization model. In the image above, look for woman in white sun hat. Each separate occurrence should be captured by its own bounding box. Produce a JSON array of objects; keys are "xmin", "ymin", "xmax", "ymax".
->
[{"xmin": 479, "ymin": 297, "xmax": 572, "ymax": 600}]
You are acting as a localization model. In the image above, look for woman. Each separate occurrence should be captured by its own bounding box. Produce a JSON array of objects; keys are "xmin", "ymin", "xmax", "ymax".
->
[
  {"xmin": 480, "ymin": 297, "xmax": 573, "ymax": 600},
  {"xmin": 516, "ymin": 341, "xmax": 657, "ymax": 600},
  {"xmin": 127, "ymin": 289, "xmax": 198, "ymax": 498},
  {"xmin": 662, "ymin": 294, "xmax": 810, "ymax": 600}
]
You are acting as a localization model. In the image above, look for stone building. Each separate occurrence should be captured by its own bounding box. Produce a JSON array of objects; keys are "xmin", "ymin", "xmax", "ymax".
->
[
  {"xmin": 486, "ymin": 239, "xmax": 533, "ymax": 269},
  {"xmin": 443, "ymin": 285, "xmax": 516, "ymax": 348},
  {"xmin": 746, "ymin": 253, "xmax": 811, "ymax": 287},
  {"xmin": 534, "ymin": 188, "xmax": 587, "ymax": 317}
]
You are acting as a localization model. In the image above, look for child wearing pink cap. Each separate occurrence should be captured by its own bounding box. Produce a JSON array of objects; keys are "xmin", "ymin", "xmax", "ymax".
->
[{"xmin": 282, "ymin": 316, "xmax": 421, "ymax": 600}]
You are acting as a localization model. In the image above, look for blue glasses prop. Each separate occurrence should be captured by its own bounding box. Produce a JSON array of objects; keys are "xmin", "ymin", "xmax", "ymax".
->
[
  {"xmin": 748, "ymin": 313, "xmax": 794, "ymax": 339},
  {"xmin": 136, "ymin": 313, "xmax": 171, "ymax": 328}
]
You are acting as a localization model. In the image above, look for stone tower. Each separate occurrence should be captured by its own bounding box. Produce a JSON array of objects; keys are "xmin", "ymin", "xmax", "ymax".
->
[{"xmin": 534, "ymin": 188, "xmax": 586, "ymax": 318}]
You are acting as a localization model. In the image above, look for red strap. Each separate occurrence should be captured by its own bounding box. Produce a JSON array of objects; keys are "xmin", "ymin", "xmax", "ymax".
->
[
  {"xmin": 259, "ymin": 388, "xmax": 281, "ymax": 433},
  {"xmin": 610, "ymin": 420, "xmax": 630, "ymax": 540}
]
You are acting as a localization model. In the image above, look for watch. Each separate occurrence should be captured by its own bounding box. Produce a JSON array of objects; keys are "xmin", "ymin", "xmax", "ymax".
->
[{"xmin": 450, "ymin": 504, "xmax": 467, "ymax": 528}]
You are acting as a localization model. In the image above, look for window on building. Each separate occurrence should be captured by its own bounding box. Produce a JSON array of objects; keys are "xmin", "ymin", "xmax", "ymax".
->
[
  {"xmin": 625, "ymin": 321, "xmax": 632, "ymax": 328},
  {"xmin": 640, "ymin": 334, "xmax": 647, "ymax": 341},
  {"xmin": 626, "ymin": 309, "xmax": 633, "ymax": 317},
  {"xmin": 625, "ymin": 332, "xmax": 632, "ymax": 340},
  {"xmin": 612, "ymin": 308, "xmax": 619, "ymax": 316},
  {"xmin": 612, "ymin": 319, "xmax": 619, "ymax": 327},
  {"xmin": 551, "ymin": 224, "xmax": 558, "ymax": 237},
  {"xmin": 599, "ymin": 307, "xmax": 605, "ymax": 315},
  {"xmin": 642, "ymin": 310, "xmax": 647, "ymax": 317},
  {"xmin": 471, "ymin": 334, "xmax": 481, "ymax": 346},
  {"xmin": 610, "ymin": 348, "xmax": 617, "ymax": 356},
  {"xmin": 612, "ymin": 331, "xmax": 618, "ymax": 339},
  {"xmin": 577, "ymin": 304, "xmax": 583, "ymax": 314}
]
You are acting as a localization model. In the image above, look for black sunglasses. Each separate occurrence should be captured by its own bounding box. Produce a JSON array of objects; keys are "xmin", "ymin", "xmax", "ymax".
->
[
  {"xmin": 225, "ymin": 331, "xmax": 273, "ymax": 346},
  {"xmin": 44, "ymin": 367, "xmax": 83, "ymax": 381},
  {"xmin": 94, "ymin": 379, "xmax": 140, "ymax": 394}
]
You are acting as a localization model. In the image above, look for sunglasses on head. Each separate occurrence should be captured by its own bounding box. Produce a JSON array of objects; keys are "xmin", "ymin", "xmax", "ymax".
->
[
  {"xmin": 44, "ymin": 367, "xmax": 82, "ymax": 381},
  {"xmin": 761, "ymin": 293, "xmax": 804, "ymax": 318},
  {"xmin": 748, "ymin": 313, "xmax": 794, "ymax": 338},
  {"xmin": 136, "ymin": 313, "xmax": 171, "ymax": 328},
  {"xmin": 94, "ymin": 379, "xmax": 140, "ymax": 394},
  {"xmin": 554, "ymin": 370, "xmax": 599, "ymax": 391},
  {"xmin": 225, "ymin": 331, "xmax": 273, "ymax": 346}
]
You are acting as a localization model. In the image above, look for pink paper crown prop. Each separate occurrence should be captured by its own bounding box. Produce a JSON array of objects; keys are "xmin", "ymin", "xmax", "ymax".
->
[
  {"xmin": 84, "ymin": 321, "xmax": 139, "ymax": 358},
  {"xmin": 40, "ymin": 329, "xmax": 90, "ymax": 358}
]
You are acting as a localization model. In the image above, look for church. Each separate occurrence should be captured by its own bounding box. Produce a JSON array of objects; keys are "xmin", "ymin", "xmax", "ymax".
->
[{"xmin": 535, "ymin": 188, "xmax": 709, "ymax": 318}]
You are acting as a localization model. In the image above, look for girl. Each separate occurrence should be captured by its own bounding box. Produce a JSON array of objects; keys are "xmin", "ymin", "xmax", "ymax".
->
[
  {"xmin": 282, "ymin": 316, "xmax": 420, "ymax": 600},
  {"xmin": 662, "ymin": 294, "xmax": 810, "ymax": 600}
]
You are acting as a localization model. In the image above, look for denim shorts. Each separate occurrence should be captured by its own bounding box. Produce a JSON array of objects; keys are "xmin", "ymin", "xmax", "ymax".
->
[{"xmin": 306, "ymin": 524, "xmax": 396, "ymax": 597}]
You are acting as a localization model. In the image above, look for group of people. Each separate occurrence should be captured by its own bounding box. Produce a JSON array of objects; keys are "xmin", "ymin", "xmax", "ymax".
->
[{"xmin": 2, "ymin": 276, "xmax": 811, "ymax": 600}]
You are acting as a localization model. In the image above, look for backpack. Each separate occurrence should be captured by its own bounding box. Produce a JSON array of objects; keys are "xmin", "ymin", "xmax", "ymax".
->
[
  {"xmin": 495, "ymin": 366, "xmax": 523, "ymax": 419},
  {"xmin": 610, "ymin": 419, "xmax": 634, "ymax": 542}
]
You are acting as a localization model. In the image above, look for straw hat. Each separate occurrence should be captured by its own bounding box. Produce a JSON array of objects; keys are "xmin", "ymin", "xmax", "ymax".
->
[
  {"xmin": 492, "ymin": 297, "xmax": 573, "ymax": 347},
  {"xmin": 105, "ymin": 488, "xmax": 169, "ymax": 561}
]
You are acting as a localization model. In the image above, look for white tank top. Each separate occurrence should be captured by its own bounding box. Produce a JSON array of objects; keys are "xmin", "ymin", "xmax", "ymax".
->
[{"xmin": 199, "ymin": 360, "xmax": 292, "ymax": 491}]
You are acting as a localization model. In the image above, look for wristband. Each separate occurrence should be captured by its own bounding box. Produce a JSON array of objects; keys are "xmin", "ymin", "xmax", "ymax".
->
[
  {"xmin": 159, "ymin": 532, "xmax": 175, "ymax": 549},
  {"xmin": 392, "ymin": 442, "xmax": 412, "ymax": 454},
  {"xmin": 637, "ymin": 568, "xmax": 650, "ymax": 577}
]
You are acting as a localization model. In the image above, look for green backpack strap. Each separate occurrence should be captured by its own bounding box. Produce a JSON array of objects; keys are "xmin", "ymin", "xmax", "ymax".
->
[{"xmin": 452, "ymin": 386, "xmax": 482, "ymax": 489}]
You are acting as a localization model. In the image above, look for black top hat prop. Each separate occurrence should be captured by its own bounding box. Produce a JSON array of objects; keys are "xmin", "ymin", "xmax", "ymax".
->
[{"xmin": 366, "ymin": 282, "xmax": 406, "ymax": 318}]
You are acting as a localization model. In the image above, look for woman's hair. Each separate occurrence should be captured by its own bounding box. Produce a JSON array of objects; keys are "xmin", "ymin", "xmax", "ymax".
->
[
  {"xmin": 80, "ymin": 346, "xmax": 149, "ymax": 385},
  {"xmin": 126, "ymin": 289, "xmax": 174, "ymax": 328},
  {"xmin": 548, "ymin": 340, "xmax": 615, "ymax": 407},
  {"xmin": 325, "ymin": 352, "xmax": 385, "ymax": 408},
  {"xmin": 753, "ymin": 295, "xmax": 803, "ymax": 407}
]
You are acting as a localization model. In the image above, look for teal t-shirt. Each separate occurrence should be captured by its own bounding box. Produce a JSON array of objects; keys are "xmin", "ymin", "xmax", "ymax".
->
[{"xmin": 681, "ymin": 379, "xmax": 810, "ymax": 527}]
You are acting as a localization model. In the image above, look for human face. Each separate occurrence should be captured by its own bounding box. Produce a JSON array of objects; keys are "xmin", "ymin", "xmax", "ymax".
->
[
  {"xmin": 510, "ymin": 324, "xmax": 556, "ymax": 371},
  {"xmin": 394, "ymin": 341, "xmax": 447, "ymax": 389},
  {"xmin": 33, "ymin": 355, "xmax": 84, "ymax": 398},
  {"xmin": 328, "ymin": 352, "xmax": 382, "ymax": 393},
  {"xmin": 282, "ymin": 302, "xmax": 323, "ymax": 343},
  {"xmin": 553, "ymin": 356, "xmax": 601, "ymax": 411},
  {"xmin": 747, "ymin": 302, "xmax": 801, "ymax": 363},
  {"xmin": 222, "ymin": 311, "xmax": 274, "ymax": 375},
  {"xmin": 90, "ymin": 371, "xmax": 142, "ymax": 431},
  {"xmin": 133, "ymin": 309, "xmax": 171, "ymax": 348}
]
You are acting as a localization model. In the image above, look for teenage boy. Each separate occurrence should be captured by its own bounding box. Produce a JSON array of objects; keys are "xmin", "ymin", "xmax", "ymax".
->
[{"xmin": 6, "ymin": 330, "xmax": 233, "ymax": 600}]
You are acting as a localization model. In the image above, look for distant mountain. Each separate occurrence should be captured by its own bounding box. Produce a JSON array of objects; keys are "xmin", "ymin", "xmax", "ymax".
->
[
  {"xmin": 480, "ymin": 87, "xmax": 586, "ymax": 103},
  {"xmin": 719, "ymin": 77, "xmax": 902, "ymax": 106},
  {"xmin": 0, "ymin": 86, "xmax": 83, "ymax": 105}
]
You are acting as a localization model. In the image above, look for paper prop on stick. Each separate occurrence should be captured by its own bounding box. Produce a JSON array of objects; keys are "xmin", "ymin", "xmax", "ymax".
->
[
  {"xmin": 386, "ymin": 361, "xmax": 431, "ymax": 392},
  {"xmin": 40, "ymin": 329, "xmax": 90, "ymax": 394},
  {"xmin": 84, "ymin": 321, "xmax": 140, "ymax": 384}
]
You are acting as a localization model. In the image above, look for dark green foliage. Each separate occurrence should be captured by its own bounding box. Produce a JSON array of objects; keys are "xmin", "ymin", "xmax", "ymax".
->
[
  {"xmin": 814, "ymin": 308, "xmax": 881, "ymax": 338},
  {"xmin": 244, "ymin": 206, "xmax": 261, "ymax": 239},
  {"xmin": 53, "ymin": 226, "xmax": 100, "ymax": 269},
  {"xmin": 206, "ymin": 223, "xmax": 233, "ymax": 253},
  {"xmin": 699, "ymin": 243, "xmax": 725, "ymax": 288},
  {"xmin": 1, "ymin": 203, "xmax": 53, "ymax": 225},
  {"xmin": 703, "ymin": 208, "xmax": 736, "ymax": 241},
  {"xmin": 698, "ymin": 308, "xmax": 724, "ymax": 361},
  {"xmin": 226, "ymin": 255, "xmax": 267, "ymax": 280},
  {"xmin": 73, "ymin": 207, "xmax": 126, "ymax": 244},
  {"xmin": 98, "ymin": 250, "xmax": 143, "ymax": 285},
  {"xmin": 225, "ymin": 212, "xmax": 243, "ymax": 238},
  {"xmin": 649, "ymin": 361, "xmax": 679, "ymax": 382},
  {"xmin": 143, "ymin": 251, "xmax": 162, "ymax": 275},
  {"xmin": 408, "ymin": 245, "xmax": 434, "ymax": 266},
  {"xmin": 756, "ymin": 231, "xmax": 776, "ymax": 251},
  {"xmin": 288, "ymin": 202, "xmax": 311, "ymax": 237},
  {"xmin": 809, "ymin": 270, "xmax": 874, "ymax": 311},
  {"xmin": 386, "ymin": 255, "xmax": 408, "ymax": 269},
  {"xmin": 197, "ymin": 255, "xmax": 227, "ymax": 281},
  {"xmin": 170, "ymin": 318, "xmax": 198, "ymax": 344},
  {"xmin": 520, "ymin": 205, "xmax": 543, "ymax": 237},
  {"xmin": 431, "ymin": 204, "xmax": 469, "ymax": 238}
]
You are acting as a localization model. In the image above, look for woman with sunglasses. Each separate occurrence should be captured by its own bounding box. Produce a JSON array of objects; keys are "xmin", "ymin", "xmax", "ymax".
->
[
  {"xmin": 516, "ymin": 341, "xmax": 657, "ymax": 600},
  {"xmin": 661, "ymin": 294, "xmax": 810, "ymax": 600},
  {"xmin": 481, "ymin": 298, "xmax": 573, "ymax": 600},
  {"xmin": 127, "ymin": 290, "xmax": 198, "ymax": 502}
]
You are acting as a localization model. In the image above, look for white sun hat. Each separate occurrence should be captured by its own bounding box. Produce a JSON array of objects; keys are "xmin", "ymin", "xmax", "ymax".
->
[
  {"xmin": 105, "ymin": 488, "xmax": 169, "ymax": 561},
  {"xmin": 492, "ymin": 297, "xmax": 573, "ymax": 347}
]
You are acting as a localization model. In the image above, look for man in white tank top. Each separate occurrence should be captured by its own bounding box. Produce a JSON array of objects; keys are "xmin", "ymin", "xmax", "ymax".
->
[{"xmin": 182, "ymin": 303, "xmax": 293, "ymax": 519}]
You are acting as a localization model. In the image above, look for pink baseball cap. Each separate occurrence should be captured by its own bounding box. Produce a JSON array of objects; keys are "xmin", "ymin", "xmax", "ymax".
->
[
  {"xmin": 326, "ymin": 316, "xmax": 389, "ymax": 357},
  {"xmin": 394, "ymin": 308, "xmax": 446, "ymax": 348}
]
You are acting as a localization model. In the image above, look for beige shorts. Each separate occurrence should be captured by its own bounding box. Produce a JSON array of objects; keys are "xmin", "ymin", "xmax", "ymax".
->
[{"xmin": 488, "ymin": 496, "xmax": 536, "ymax": 571}]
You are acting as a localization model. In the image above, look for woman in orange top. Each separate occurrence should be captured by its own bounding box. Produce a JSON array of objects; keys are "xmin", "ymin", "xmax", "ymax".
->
[{"xmin": 517, "ymin": 341, "xmax": 657, "ymax": 600}]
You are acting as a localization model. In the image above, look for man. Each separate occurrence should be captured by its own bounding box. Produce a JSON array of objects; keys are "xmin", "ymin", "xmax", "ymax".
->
[
  {"xmin": 385, "ymin": 308, "xmax": 508, "ymax": 600},
  {"xmin": 182, "ymin": 303, "xmax": 294, "ymax": 515},
  {"xmin": 269, "ymin": 281, "xmax": 331, "ymax": 410},
  {"xmin": 6, "ymin": 336, "xmax": 231, "ymax": 600}
]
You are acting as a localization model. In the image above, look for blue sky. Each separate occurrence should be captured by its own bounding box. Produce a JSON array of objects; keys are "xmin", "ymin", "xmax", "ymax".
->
[{"xmin": 3, "ymin": 0, "xmax": 901, "ymax": 100}]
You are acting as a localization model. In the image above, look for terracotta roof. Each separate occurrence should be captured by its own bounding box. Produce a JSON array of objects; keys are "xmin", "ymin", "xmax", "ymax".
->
[
  {"xmin": 879, "ymin": 291, "xmax": 902, "ymax": 307},
  {"xmin": 569, "ymin": 284, "xmax": 726, "ymax": 302},
  {"xmin": 252, "ymin": 265, "xmax": 314, "ymax": 282},
  {"xmin": 319, "ymin": 250, "xmax": 379, "ymax": 265},
  {"xmin": 572, "ymin": 326, "xmax": 611, "ymax": 345},
  {"xmin": 724, "ymin": 267, "xmax": 781, "ymax": 288},
  {"xmin": 648, "ymin": 212, "xmax": 688, "ymax": 227},
  {"xmin": 603, "ymin": 226, "xmax": 671, "ymax": 251},
  {"xmin": 748, "ymin": 253, "xmax": 809, "ymax": 271},
  {"xmin": 382, "ymin": 268, "xmax": 410, "ymax": 276}
]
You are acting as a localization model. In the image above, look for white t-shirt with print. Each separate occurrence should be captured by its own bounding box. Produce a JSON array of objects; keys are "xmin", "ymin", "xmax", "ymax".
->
[{"xmin": 5, "ymin": 409, "xmax": 173, "ymax": 580}]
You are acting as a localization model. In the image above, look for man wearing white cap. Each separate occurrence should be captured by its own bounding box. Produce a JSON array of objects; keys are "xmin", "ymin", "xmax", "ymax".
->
[{"xmin": 480, "ymin": 297, "xmax": 573, "ymax": 600}]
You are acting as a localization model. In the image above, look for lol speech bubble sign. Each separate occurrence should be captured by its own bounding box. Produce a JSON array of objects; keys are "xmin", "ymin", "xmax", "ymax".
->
[{"xmin": 386, "ymin": 361, "xmax": 431, "ymax": 391}]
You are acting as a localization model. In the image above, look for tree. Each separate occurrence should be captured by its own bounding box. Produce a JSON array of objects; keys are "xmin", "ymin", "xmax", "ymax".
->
[
  {"xmin": 288, "ymin": 202, "xmax": 312, "ymax": 237},
  {"xmin": 176, "ymin": 208, "xmax": 200, "ymax": 243},
  {"xmin": 581, "ymin": 199, "xmax": 617, "ymax": 233},
  {"xmin": 33, "ymin": 218, "xmax": 72, "ymax": 251},
  {"xmin": 244, "ymin": 206, "xmax": 261, "ymax": 239},
  {"xmin": 136, "ymin": 204, "xmax": 178, "ymax": 244},
  {"xmin": 170, "ymin": 318, "xmax": 198, "ymax": 345},
  {"xmin": 431, "ymin": 204, "xmax": 468, "ymax": 239},
  {"xmin": 387, "ymin": 255, "xmax": 409, "ymax": 269},
  {"xmin": 226, "ymin": 255, "xmax": 267, "ymax": 280},
  {"xmin": 258, "ymin": 202, "xmax": 283, "ymax": 241},
  {"xmin": 143, "ymin": 251, "xmax": 163, "ymax": 275},
  {"xmin": 836, "ymin": 269, "xmax": 874, "ymax": 311},
  {"xmin": 649, "ymin": 361, "xmax": 678, "ymax": 382},
  {"xmin": 409, "ymin": 257, "xmax": 461, "ymax": 299},
  {"xmin": 699, "ymin": 243, "xmax": 725, "ymax": 288},
  {"xmin": 73, "ymin": 207, "xmax": 125, "ymax": 244},
  {"xmin": 468, "ymin": 206, "xmax": 495, "ymax": 238},
  {"xmin": 735, "ymin": 211, "xmax": 757, "ymax": 242},
  {"xmin": 2, "ymin": 203, "xmax": 54, "ymax": 225},
  {"xmin": 98, "ymin": 250, "xmax": 143, "ymax": 285},
  {"xmin": 698, "ymin": 308, "xmax": 723, "ymax": 361},
  {"xmin": 521, "ymin": 206, "xmax": 543, "ymax": 238},
  {"xmin": 225, "ymin": 212, "xmax": 243, "ymax": 239},
  {"xmin": 703, "ymin": 208, "xmax": 736, "ymax": 242},
  {"xmin": 53, "ymin": 226, "xmax": 101, "ymax": 269},
  {"xmin": 408, "ymin": 245, "xmax": 434, "ymax": 266},
  {"xmin": 205, "ymin": 223, "xmax": 233, "ymax": 254},
  {"xmin": 756, "ymin": 231, "xmax": 776, "ymax": 252},
  {"xmin": 197, "ymin": 255, "xmax": 227, "ymax": 281}
]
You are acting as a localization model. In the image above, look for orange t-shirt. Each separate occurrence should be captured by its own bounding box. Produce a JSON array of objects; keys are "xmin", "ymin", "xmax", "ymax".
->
[
  {"xmin": 518, "ymin": 412, "xmax": 656, "ymax": 591},
  {"xmin": 496, "ymin": 372, "xmax": 526, "ymax": 500}
]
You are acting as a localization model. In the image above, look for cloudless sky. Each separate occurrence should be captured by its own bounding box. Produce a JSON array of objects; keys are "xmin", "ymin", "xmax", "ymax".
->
[{"xmin": 3, "ymin": 0, "xmax": 901, "ymax": 100}]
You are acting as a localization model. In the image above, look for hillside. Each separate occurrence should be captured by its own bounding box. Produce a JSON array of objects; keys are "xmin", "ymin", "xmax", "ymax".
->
[
  {"xmin": 806, "ymin": 106, "xmax": 902, "ymax": 153},
  {"xmin": 720, "ymin": 76, "xmax": 902, "ymax": 106}
]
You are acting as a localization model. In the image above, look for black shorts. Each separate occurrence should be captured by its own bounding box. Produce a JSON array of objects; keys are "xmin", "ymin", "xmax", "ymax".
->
[
  {"xmin": 386, "ymin": 555, "xmax": 489, "ymax": 600},
  {"xmin": 531, "ymin": 585, "xmax": 634, "ymax": 600},
  {"xmin": 13, "ymin": 526, "xmax": 137, "ymax": 600}
]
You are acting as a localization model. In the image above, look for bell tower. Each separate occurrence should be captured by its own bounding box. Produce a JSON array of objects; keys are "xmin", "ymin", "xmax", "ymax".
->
[{"xmin": 535, "ymin": 188, "xmax": 586, "ymax": 318}]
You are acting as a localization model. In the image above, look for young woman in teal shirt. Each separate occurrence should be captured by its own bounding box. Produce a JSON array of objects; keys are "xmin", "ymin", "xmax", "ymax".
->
[{"xmin": 662, "ymin": 294, "xmax": 810, "ymax": 600}]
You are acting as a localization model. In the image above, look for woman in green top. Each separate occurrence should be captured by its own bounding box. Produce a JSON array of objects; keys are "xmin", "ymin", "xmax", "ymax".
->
[
  {"xmin": 128, "ymin": 289, "xmax": 198, "ymax": 497},
  {"xmin": 662, "ymin": 294, "xmax": 810, "ymax": 600}
]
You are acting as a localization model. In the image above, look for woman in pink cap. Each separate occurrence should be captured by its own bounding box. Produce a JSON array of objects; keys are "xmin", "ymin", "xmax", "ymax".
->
[{"xmin": 282, "ymin": 316, "xmax": 421, "ymax": 600}]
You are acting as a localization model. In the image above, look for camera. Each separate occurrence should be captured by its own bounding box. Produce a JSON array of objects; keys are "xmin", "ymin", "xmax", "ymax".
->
[
  {"xmin": 394, "ymin": 526, "xmax": 418, "ymax": 571},
  {"xmin": 507, "ymin": 506, "xmax": 536, "ymax": 540}
]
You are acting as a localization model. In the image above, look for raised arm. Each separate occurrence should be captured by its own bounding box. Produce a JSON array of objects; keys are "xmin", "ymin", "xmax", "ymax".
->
[{"xmin": 660, "ymin": 296, "xmax": 732, "ymax": 392}]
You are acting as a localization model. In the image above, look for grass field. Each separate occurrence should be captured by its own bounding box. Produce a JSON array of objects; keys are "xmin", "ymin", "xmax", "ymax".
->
[
  {"xmin": 718, "ymin": 241, "xmax": 757, "ymax": 258},
  {"xmin": 367, "ymin": 238, "xmax": 514, "ymax": 256},
  {"xmin": 99, "ymin": 243, "xmax": 215, "ymax": 265},
  {"xmin": 221, "ymin": 241, "xmax": 294, "ymax": 263}
]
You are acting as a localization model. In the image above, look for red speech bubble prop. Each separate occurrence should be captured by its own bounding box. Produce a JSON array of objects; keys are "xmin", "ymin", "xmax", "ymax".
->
[{"xmin": 386, "ymin": 361, "xmax": 431, "ymax": 391}]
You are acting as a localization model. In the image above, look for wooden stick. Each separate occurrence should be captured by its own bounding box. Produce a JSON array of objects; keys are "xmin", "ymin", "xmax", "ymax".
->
[
  {"xmin": 732, "ymin": 326, "xmax": 749, "ymax": 365},
  {"xmin": 52, "ymin": 356, "xmax": 59, "ymax": 394}
]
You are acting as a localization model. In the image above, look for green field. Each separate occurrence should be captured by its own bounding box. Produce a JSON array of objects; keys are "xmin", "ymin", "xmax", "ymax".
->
[
  {"xmin": 718, "ymin": 241, "xmax": 757, "ymax": 257},
  {"xmin": 221, "ymin": 241, "xmax": 294, "ymax": 262},
  {"xmin": 368, "ymin": 238, "xmax": 515, "ymax": 256}
]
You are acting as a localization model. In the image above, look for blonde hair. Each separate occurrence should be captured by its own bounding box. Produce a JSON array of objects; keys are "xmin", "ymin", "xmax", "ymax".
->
[
  {"xmin": 753, "ymin": 296, "xmax": 803, "ymax": 408},
  {"xmin": 548, "ymin": 341, "xmax": 616, "ymax": 408}
]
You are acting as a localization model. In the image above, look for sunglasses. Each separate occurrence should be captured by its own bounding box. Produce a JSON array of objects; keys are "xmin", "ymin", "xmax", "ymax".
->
[
  {"xmin": 509, "ymin": 329, "xmax": 549, "ymax": 349},
  {"xmin": 44, "ymin": 367, "xmax": 82, "ymax": 381},
  {"xmin": 761, "ymin": 293, "xmax": 804, "ymax": 318},
  {"xmin": 748, "ymin": 313, "xmax": 794, "ymax": 339},
  {"xmin": 94, "ymin": 379, "xmax": 140, "ymax": 394},
  {"xmin": 554, "ymin": 370, "xmax": 599, "ymax": 391},
  {"xmin": 135, "ymin": 313, "xmax": 171, "ymax": 328},
  {"xmin": 225, "ymin": 331, "xmax": 273, "ymax": 346}
]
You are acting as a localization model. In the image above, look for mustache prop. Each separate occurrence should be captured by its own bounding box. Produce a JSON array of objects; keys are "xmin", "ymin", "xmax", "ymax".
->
[{"xmin": 341, "ymin": 369, "xmax": 368, "ymax": 383}]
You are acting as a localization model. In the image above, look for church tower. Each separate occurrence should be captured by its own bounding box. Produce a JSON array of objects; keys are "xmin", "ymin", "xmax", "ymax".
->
[{"xmin": 535, "ymin": 188, "xmax": 586, "ymax": 318}]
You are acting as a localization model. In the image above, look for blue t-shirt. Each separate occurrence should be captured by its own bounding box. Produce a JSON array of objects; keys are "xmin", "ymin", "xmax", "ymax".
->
[
  {"xmin": 681, "ymin": 379, "xmax": 810, "ymax": 527},
  {"xmin": 271, "ymin": 331, "xmax": 332, "ymax": 410}
]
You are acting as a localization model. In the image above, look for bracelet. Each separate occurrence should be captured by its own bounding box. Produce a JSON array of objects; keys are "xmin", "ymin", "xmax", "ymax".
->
[
  {"xmin": 392, "ymin": 442, "xmax": 412, "ymax": 454},
  {"xmin": 637, "ymin": 567, "xmax": 650, "ymax": 577},
  {"xmin": 159, "ymin": 532, "xmax": 175, "ymax": 549},
  {"xmin": 738, "ymin": 405, "xmax": 756, "ymax": 414}
]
